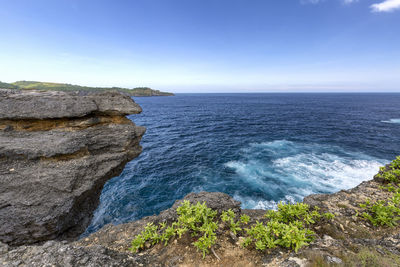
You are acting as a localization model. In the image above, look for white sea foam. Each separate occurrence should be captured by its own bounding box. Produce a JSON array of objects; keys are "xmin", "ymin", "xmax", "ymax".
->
[
  {"xmin": 382, "ymin": 119, "xmax": 400, "ymax": 124},
  {"xmin": 226, "ymin": 140, "xmax": 386, "ymax": 209},
  {"xmin": 234, "ymin": 194, "xmax": 296, "ymax": 210}
]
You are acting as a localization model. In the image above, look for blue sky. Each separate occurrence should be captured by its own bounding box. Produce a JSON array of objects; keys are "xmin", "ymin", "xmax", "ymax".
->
[{"xmin": 0, "ymin": 0, "xmax": 399, "ymax": 92}]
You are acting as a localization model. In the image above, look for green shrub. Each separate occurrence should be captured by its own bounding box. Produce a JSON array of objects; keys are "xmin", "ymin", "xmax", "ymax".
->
[
  {"xmin": 130, "ymin": 200, "xmax": 334, "ymax": 257},
  {"xmin": 360, "ymin": 198, "xmax": 400, "ymax": 227},
  {"xmin": 375, "ymin": 156, "xmax": 400, "ymax": 183},
  {"xmin": 265, "ymin": 202, "xmax": 322, "ymax": 225},
  {"xmin": 240, "ymin": 214, "xmax": 250, "ymax": 225},
  {"xmin": 242, "ymin": 202, "xmax": 333, "ymax": 253},
  {"xmin": 130, "ymin": 200, "xmax": 218, "ymax": 258},
  {"xmin": 221, "ymin": 209, "xmax": 242, "ymax": 235},
  {"xmin": 323, "ymin": 212, "xmax": 335, "ymax": 220},
  {"xmin": 361, "ymin": 156, "xmax": 400, "ymax": 227},
  {"xmin": 130, "ymin": 222, "xmax": 161, "ymax": 253},
  {"xmin": 392, "ymin": 156, "xmax": 400, "ymax": 169}
]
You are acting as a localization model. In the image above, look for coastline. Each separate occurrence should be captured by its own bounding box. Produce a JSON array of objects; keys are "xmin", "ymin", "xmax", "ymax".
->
[{"xmin": 2, "ymin": 166, "xmax": 400, "ymax": 266}]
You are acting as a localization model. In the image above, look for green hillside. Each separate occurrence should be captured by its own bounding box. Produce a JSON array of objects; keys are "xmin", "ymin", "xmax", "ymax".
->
[
  {"xmin": 0, "ymin": 81, "xmax": 18, "ymax": 89},
  {"xmin": 0, "ymin": 80, "xmax": 174, "ymax": 96}
]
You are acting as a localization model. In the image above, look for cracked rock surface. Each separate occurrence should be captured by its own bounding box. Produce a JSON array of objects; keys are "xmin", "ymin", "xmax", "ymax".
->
[{"xmin": 0, "ymin": 89, "xmax": 145, "ymax": 246}]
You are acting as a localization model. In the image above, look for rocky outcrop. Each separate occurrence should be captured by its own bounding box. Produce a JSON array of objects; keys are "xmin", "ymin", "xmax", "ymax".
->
[
  {"xmin": 0, "ymin": 89, "xmax": 145, "ymax": 246},
  {"xmin": 2, "ymin": 187, "xmax": 400, "ymax": 266},
  {"xmin": 77, "ymin": 185, "xmax": 400, "ymax": 267},
  {"xmin": 0, "ymin": 241, "xmax": 137, "ymax": 267},
  {"xmin": 1, "ymin": 89, "xmax": 399, "ymax": 266},
  {"xmin": 1, "ymin": 192, "xmax": 244, "ymax": 267}
]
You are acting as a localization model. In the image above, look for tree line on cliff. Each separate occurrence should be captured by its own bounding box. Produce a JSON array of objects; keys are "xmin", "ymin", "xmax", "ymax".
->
[{"xmin": 0, "ymin": 80, "xmax": 174, "ymax": 96}]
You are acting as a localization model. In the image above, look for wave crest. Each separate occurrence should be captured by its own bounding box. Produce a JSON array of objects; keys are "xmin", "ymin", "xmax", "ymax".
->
[
  {"xmin": 382, "ymin": 119, "xmax": 400, "ymax": 124},
  {"xmin": 225, "ymin": 140, "xmax": 386, "ymax": 209}
]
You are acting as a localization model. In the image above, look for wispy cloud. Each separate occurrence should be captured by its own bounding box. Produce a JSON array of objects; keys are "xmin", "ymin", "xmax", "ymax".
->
[
  {"xmin": 343, "ymin": 0, "xmax": 358, "ymax": 4},
  {"xmin": 371, "ymin": 0, "xmax": 400, "ymax": 12},
  {"xmin": 300, "ymin": 0, "xmax": 322, "ymax": 4},
  {"xmin": 301, "ymin": 0, "xmax": 358, "ymax": 4}
]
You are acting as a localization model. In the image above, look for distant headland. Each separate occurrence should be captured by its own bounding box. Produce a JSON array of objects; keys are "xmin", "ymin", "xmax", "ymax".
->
[{"xmin": 0, "ymin": 80, "xmax": 174, "ymax": 97}]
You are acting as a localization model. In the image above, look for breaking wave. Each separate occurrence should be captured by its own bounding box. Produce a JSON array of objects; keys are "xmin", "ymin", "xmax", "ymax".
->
[
  {"xmin": 382, "ymin": 119, "xmax": 400, "ymax": 124},
  {"xmin": 225, "ymin": 140, "xmax": 385, "ymax": 209}
]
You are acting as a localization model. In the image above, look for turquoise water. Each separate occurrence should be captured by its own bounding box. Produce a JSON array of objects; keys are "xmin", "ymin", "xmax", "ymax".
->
[{"xmin": 85, "ymin": 93, "xmax": 400, "ymax": 234}]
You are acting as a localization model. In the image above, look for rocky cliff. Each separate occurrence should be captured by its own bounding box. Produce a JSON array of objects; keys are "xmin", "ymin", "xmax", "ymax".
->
[
  {"xmin": 2, "ymin": 176, "xmax": 400, "ymax": 266},
  {"xmin": 1, "ymin": 89, "xmax": 400, "ymax": 266},
  {"xmin": 0, "ymin": 89, "xmax": 145, "ymax": 246}
]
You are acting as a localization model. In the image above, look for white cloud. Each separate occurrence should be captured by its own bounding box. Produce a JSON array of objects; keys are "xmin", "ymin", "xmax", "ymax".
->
[
  {"xmin": 343, "ymin": 0, "xmax": 358, "ymax": 4},
  {"xmin": 300, "ymin": 0, "xmax": 322, "ymax": 4},
  {"xmin": 301, "ymin": 0, "xmax": 358, "ymax": 4},
  {"xmin": 371, "ymin": 0, "xmax": 400, "ymax": 12}
]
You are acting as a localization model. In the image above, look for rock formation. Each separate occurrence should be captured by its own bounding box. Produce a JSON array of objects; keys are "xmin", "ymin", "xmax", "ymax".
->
[
  {"xmin": 1, "ymin": 88, "xmax": 400, "ymax": 266},
  {"xmin": 2, "ymin": 184, "xmax": 400, "ymax": 266},
  {"xmin": 0, "ymin": 89, "xmax": 145, "ymax": 246}
]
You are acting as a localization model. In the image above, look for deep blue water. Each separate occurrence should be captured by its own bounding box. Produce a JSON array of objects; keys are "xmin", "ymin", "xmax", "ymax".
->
[{"xmin": 85, "ymin": 93, "xmax": 400, "ymax": 234}]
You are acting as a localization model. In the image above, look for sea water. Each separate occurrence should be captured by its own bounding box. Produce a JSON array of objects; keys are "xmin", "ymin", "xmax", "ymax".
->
[{"xmin": 85, "ymin": 93, "xmax": 400, "ymax": 234}]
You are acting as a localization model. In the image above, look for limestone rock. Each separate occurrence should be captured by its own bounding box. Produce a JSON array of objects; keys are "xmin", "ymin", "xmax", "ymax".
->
[
  {"xmin": 0, "ymin": 89, "xmax": 145, "ymax": 246},
  {"xmin": 0, "ymin": 241, "xmax": 137, "ymax": 267},
  {"xmin": 0, "ymin": 89, "xmax": 142, "ymax": 120}
]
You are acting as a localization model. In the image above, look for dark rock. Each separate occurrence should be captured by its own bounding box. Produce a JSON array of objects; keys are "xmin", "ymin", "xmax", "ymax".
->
[
  {"xmin": 0, "ymin": 90, "xmax": 145, "ymax": 246},
  {"xmin": 0, "ymin": 241, "xmax": 136, "ymax": 267}
]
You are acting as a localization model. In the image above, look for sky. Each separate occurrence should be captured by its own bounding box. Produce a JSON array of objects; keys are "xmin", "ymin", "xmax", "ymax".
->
[{"xmin": 0, "ymin": 0, "xmax": 399, "ymax": 93}]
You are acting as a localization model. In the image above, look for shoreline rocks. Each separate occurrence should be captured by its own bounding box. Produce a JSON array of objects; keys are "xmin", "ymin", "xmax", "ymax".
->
[
  {"xmin": 1, "ymin": 183, "xmax": 400, "ymax": 266},
  {"xmin": 1, "ymin": 88, "xmax": 399, "ymax": 266},
  {"xmin": 0, "ymin": 89, "xmax": 145, "ymax": 246}
]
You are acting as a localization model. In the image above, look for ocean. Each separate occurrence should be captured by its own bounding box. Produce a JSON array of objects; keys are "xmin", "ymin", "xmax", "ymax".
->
[{"xmin": 85, "ymin": 93, "xmax": 400, "ymax": 234}]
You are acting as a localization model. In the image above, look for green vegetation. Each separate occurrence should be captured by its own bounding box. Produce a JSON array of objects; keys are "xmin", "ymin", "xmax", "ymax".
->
[
  {"xmin": 221, "ymin": 209, "xmax": 246, "ymax": 235},
  {"xmin": 130, "ymin": 200, "xmax": 218, "ymax": 258},
  {"xmin": 360, "ymin": 196, "xmax": 400, "ymax": 227},
  {"xmin": 130, "ymin": 200, "xmax": 334, "ymax": 258},
  {"xmin": 0, "ymin": 81, "xmax": 18, "ymax": 89},
  {"xmin": 375, "ymin": 156, "xmax": 400, "ymax": 183},
  {"xmin": 0, "ymin": 80, "xmax": 174, "ymax": 96},
  {"xmin": 243, "ymin": 203, "xmax": 334, "ymax": 252},
  {"xmin": 359, "ymin": 156, "xmax": 400, "ymax": 227},
  {"xmin": 305, "ymin": 246, "xmax": 400, "ymax": 267}
]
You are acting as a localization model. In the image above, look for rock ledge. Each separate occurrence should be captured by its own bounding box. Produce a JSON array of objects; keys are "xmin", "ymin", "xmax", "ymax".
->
[{"xmin": 0, "ymin": 89, "xmax": 145, "ymax": 246}]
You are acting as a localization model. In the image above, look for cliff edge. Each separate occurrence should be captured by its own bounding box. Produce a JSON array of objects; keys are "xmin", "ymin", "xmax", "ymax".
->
[
  {"xmin": 0, "ymin": 89, "xmax": 145, "ymax": 246},
  {"xmin": 1, "ymin": 89, "xmax": 400, "ymax": 266},
  {"xmin": 2, "ymin": 173, "xmax": 400, "ymax": 266}
]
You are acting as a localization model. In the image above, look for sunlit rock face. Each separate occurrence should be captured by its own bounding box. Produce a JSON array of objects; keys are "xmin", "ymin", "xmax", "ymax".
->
[{"xmin": 0, "ymin": 89, "xmax": 145, "ymax": 246}]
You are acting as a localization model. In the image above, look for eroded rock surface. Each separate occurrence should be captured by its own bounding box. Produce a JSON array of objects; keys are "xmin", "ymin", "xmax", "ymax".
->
[
  {"xmin": 0, "ymin": 89, "xmax": 145, "ymax": 246},
  {"xmin": 2, "ymin": 188, "xmax": 400, "ymax": 266}
]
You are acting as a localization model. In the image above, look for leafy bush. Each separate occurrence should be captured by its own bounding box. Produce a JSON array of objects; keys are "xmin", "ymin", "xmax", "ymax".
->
[
  {"xmin": 130, "ymin": 200, "xmax": 334, "ymax": 257},
  {"xmin": 130, "ymin": 200, "xmax": 218, "ymax": 258},
  {"xmin": 243, "ymin": 202, "xmax": 334, "ymax": 252},
  {"xmin": 361, "ymin": 156, "xmax": 400, "ymax": 227},
  {"xmin": 375, "ymin": 157, "xmax": 400, "ymax": 183},
  {"xmin": 176, "ymin": 201, "xmax": 218, "ymax": 257},
  {"xmin": 265, "ymin": 202, "xmax": 322, "ymax": 225},
  {"xmin": 221, "ymin": 209, "xmax": 243, "ymax": 235},
  {"xmin": 360, "ymin": 195, "xmax": 400, "ymax": 227},
  {"xmin": 392, "ymin": 156, "xmax": 400, "ymax": 169},
  {"xmin": 130, "ymin": 222, "xmax": 161, "ymax": 252},
  {"xmin": 379, "ymin": 183, "xmax": 400, "ymax": 193}
]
